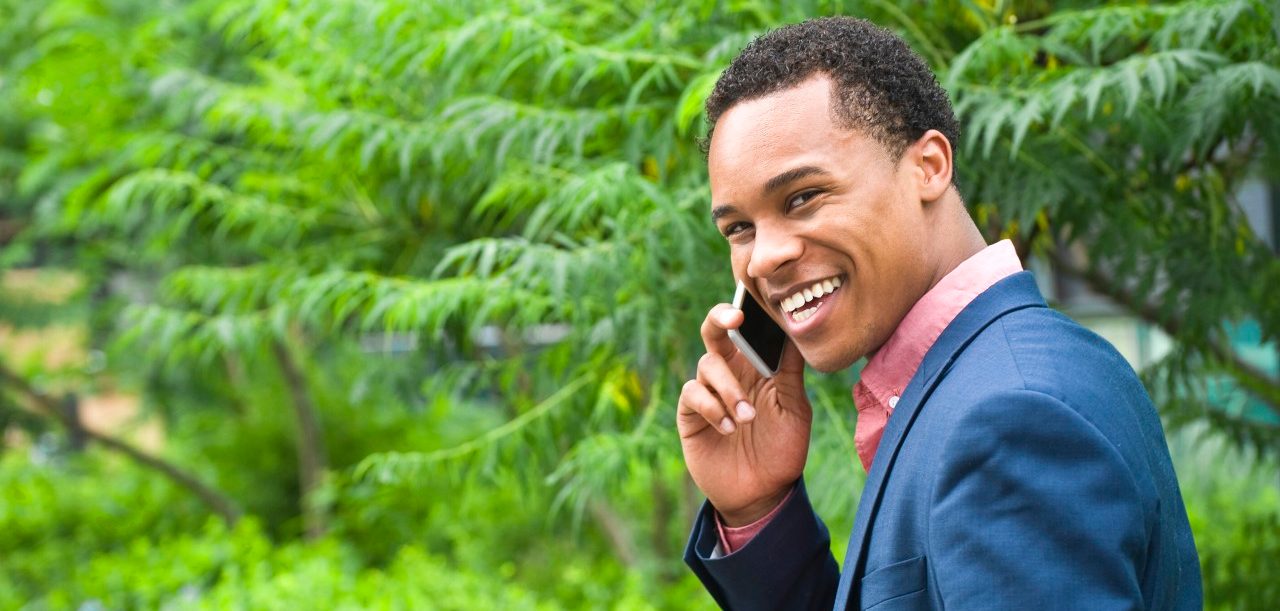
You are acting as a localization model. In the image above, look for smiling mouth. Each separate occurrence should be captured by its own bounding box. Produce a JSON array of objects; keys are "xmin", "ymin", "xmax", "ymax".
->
[{"xmin": 780, "ymin": 276, "xmax": 843, "ymax": 323}]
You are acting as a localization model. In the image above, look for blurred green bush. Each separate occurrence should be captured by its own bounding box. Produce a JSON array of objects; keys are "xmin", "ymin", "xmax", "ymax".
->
[
  {"xmin": 3, "ymin": 445, "xmax": 1277, "ymax": 609},
  {"xmin": 0, "ymin": 452, "xmax": 711, "ymax": 610}
]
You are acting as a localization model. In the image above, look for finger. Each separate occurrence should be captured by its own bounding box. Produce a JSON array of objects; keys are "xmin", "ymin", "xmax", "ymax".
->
[
  {"xmin": 696, "ymin": 352, "xmax": 756, "ymax": 423},
  {"xmin": 700, "ymin": 303, "xmax": 744, "ymax": 358},
  {"xmin": 679, "ymin": 379, "xmax": 738, "ymax": 435}
]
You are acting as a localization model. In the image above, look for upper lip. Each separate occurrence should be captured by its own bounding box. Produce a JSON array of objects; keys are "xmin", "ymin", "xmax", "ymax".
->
[{"xmin": 765, "ymin": 275, "xmax": 842, "ymax": 308}]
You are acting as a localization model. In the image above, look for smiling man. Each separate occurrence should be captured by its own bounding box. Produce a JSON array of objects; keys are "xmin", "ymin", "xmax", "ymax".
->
[{"xmin": 677, "ymin": 17, "xmax": 1201, "ymax": 611}]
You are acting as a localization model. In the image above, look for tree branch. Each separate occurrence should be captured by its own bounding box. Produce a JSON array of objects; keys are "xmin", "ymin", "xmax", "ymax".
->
[
  {"xmin": 1050, "ymin": 249, "xmax": 1280, "ymax": 416},
  {"xmin": 272, "ymin": 338, "xmax": 329, "ymax": 540},
  {"xmin": 0, "ymin": 362, "xmax": 242, "ymax": 525}
]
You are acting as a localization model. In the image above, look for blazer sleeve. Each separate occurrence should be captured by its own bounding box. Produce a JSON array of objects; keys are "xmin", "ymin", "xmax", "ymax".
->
[
  {"xmin": 684, "ymin": 478, "xmax": 839, "ymax": 610},
  {"xmin": 928, "ymin": 388, "xmax": 1148, "ymax": 609}
]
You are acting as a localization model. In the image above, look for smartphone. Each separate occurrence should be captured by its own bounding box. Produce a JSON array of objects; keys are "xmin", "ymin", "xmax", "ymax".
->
[{"xmin": 727, "ymin": 280, "xmax": 787, "ymax": 379}]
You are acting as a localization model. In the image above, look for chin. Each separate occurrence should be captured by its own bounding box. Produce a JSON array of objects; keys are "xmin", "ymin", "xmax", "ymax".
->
[{"xmin": 798, "ymin": 344, "xmax": 863, "ymax": 373}]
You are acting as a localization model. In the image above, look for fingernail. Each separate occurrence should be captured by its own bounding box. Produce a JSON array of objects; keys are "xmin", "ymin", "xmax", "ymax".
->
[
  {"xmin": 719, "ymin": 311, "xmax": 736, "ymax": 326},
  {"xmin": 736, "ymin": 401, "xmax": 756, "ymax": 422},
  {"xmin": 720, "ymin": 417, "xmax": 736, "ymax": 434}
]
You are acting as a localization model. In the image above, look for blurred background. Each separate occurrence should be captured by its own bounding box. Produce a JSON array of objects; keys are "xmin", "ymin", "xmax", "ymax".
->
[{"xmin": 1, "ymin": 0, "xmax": 1278, "ymax": 608}]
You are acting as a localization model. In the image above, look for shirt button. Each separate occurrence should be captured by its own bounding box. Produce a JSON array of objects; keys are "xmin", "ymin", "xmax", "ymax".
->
[{"xmin": 888, "ymin": 395, "xmax": 900, "ymax": 409}]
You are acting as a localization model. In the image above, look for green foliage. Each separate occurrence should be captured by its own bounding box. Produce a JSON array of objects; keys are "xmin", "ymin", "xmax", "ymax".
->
[
  {"xmin": 0, "ymin": 459, "xmax": 463, "ymax": 610},
  {"xmin": 0, "ymin": 451, "xmax": 711, "ymax": 610},
  {"xmin": 2, "ymin": 0, "xmax": 1279, "ymax": 607},
  {"xmin": 0, "ymin": 451, "xmax": 208, "ymax": 607},
  {"xmin": 1171, "ymin": 430, "xmax": 1280, "ymax": 609},
  {"xmin": 1192, "ymin": 487, "xmax": 1280, "ymax": 609}
]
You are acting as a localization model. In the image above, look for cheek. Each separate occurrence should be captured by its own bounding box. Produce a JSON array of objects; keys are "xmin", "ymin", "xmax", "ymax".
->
[{"xmin": 729, "ymin": 246, "xmax": 752, "ymax": 280}]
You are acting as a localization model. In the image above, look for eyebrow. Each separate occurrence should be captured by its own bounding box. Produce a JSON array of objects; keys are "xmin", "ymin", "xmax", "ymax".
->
[
  {"xmin": 711, "ymin": 204, "xmax": 738, "ymax": 221},
  {"xmin": 762, "ymin": 165, "xmax": 829, "ymax": 195},
  {"xmin": 711, "ymin": 165, "xmax": 831, "ymax": 222}
]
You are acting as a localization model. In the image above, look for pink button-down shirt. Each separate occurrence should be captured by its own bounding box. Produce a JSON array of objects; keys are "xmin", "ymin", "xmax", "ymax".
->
[{"xmin": 716, "ymin": 240, "xmax": 1023, "ymax": 554}]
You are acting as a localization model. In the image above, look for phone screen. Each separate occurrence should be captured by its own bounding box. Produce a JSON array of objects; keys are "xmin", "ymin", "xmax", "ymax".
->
[{"xmin": 738, "ymin": 286, "xmax": 786, "ymax": 372}]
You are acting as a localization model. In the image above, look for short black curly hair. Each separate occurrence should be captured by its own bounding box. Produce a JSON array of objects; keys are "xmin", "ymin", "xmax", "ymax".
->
[{"xmin": 705, "ymin": 17, "xmax": 959, "ymax": 161}]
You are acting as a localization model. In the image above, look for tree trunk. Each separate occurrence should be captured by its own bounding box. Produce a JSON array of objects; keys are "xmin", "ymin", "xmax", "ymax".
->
[
  {"xmin": 589, "ymin": 499, "xmax": 638, "ymax": 568},
  {"xmin": 272, "ymin": 339, "xmax": 329, "ymax": 540},
  {"xmin": 650, "ymin": 477, "xmax": 676, "ymax": 582}
]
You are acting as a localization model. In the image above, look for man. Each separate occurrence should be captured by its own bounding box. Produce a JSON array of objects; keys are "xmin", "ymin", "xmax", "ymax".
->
[{"xmin": 677, "ymin": 17, "xmax": 1201, "ymax": 610}]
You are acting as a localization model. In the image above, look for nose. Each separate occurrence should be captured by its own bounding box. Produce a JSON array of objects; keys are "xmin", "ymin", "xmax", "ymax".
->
[{"xmin": 745, "ymin": 221, "xmax": 803, "ymax": 280}]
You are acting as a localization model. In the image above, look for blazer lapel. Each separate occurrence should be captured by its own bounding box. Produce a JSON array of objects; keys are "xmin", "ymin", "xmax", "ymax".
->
[{"xmin": 833, "ymin": 271, "xmax": 1047, "ymax": 609}]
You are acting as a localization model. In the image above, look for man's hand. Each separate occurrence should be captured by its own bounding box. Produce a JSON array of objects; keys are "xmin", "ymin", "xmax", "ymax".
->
[{"xmin": 678, "ymin": 303, "xmax": 812, "ymax": 526}]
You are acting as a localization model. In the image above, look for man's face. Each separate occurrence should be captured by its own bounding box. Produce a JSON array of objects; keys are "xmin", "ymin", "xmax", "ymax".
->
[{"xmin": 708, "ymin": 75, "xmax": 936, "ymax": 372}]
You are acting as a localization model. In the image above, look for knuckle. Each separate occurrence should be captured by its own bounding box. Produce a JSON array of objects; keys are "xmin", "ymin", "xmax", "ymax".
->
[{"xmin": 693, "ymin": 399, "xmax": 721, "ymax": 419}]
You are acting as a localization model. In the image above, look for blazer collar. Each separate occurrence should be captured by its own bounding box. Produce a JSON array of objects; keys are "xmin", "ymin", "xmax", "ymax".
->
[{"xmin": 834, "ymin": 271, "xmax": 1048, "ymax": 609}]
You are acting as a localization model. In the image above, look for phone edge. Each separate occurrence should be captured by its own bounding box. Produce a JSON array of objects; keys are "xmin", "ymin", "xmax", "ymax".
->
[{"xmin": 727, "ymin": 328, "xmax": 777, "ymax": 379}]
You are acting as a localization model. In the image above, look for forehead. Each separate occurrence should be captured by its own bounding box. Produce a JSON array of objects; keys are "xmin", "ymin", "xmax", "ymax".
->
[
  {"xmin": 706, "ymin": 76, "xmax": 877, "ymax": 200},
  {"xmin": 709, "ymin": 76, "xmax": 836, "ymax": 163}
]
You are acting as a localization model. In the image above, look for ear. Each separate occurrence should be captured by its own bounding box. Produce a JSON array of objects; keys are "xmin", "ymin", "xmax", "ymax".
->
[{"xmin": 908, "ymin": 129, "xmax": 953, "ymax": 202}]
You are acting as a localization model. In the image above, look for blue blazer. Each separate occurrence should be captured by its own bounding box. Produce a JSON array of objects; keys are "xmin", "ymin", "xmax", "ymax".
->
[{"xmin": 684, "ymin": 272, "xmax": 1201, "ymax": 610}]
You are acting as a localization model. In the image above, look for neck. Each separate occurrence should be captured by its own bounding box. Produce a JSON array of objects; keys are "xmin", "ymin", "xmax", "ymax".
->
[{"xmin": 924, "ymin": 195, "xmax": 988, "ymax": 290}]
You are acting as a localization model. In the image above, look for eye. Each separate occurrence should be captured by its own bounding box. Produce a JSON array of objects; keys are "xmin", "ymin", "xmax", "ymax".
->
[
  {"xmin": 786, "ymin": 189, "xmax": 821, "ymax": 212},
  {"xmin": 722, "ymin": 221, "xmax": 751, "ymax": 238}
]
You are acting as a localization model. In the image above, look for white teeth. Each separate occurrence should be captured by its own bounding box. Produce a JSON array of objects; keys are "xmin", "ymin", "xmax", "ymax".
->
[{"xmin": 780, "ymin": 276, "xmax": 844, "ymax": 314}]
